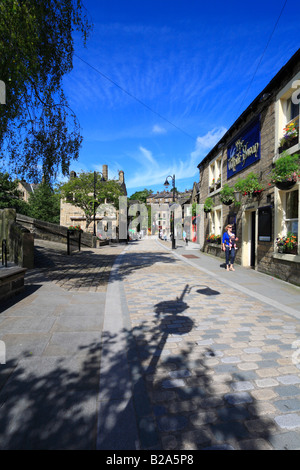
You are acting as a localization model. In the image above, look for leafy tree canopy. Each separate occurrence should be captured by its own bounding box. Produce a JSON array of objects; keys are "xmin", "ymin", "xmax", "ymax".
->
[
  {"xmin": 0, "ymin": 172, "xmax": 29, "ymax": 214},
  {"xmin": 28, "ymin": 182, "xmax": 60, "ymax": 224},
  {"xmin": 0, "ymin": 0, "xmax": 92, "ymax": 182},
  {"xmin": 59, "ymin": 171, "xmax": 124, "ymax": 228},
  {"xmin": 129, "ymin": 188, "xmax": 153, "ymax": 203}
]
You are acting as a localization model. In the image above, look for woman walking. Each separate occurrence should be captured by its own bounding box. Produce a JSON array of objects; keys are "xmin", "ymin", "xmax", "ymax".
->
[{"xmin": 222, "ymin": 224, "xmax": 238, "ymax": 271}]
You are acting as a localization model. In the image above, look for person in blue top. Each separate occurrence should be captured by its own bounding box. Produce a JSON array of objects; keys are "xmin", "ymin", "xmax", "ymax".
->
[{"xmin": 222, "ymin": 224, "xmax": 238, "ymax": 271}]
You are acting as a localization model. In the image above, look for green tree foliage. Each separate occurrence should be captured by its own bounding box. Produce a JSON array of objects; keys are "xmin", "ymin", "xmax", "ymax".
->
[
  {"xmin": 129, "ymin": 189, "xmax": 154, "ymax": 230},
  {"xmin": 0, "ymin": 172, "xmax": 29, "ymax": 214},
  {"xmin": 27, "ymin": 182, "xmax": 60, "ymax": 223},
  {"xmin": 129, "ymin": 188, "xmax": 153, "ymax": 203},
  {"xmin": 0, "ymin": 0, "xmax": 92, "ymax": 181},
  {"xmin": 59, "ymin": 171, "xmax": 124, "ymax": 229}
]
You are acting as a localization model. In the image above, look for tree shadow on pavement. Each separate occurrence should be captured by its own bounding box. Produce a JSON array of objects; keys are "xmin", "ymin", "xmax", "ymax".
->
[
  {"xmin": 32, "ymin": 241, "xmax": 177, "ymax": 291},
  {"xmin": 0, "ymin": 245, "xmax": 275, "ymax": 450},
  {"xmin": 97, "ymin": 285, "xmax": 275, "ymax": 450},
  {"xmin": 0, "ymin": 340, "xmax": 102, "ymax": 449}
]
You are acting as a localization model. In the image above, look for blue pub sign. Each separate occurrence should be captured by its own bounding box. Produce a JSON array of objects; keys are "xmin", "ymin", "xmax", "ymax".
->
[{"xmin": 227, "ymin": 117, "xmax": 261, "ymax": 178}]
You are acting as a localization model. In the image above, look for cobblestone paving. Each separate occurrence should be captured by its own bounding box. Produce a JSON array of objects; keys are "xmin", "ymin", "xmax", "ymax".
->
[
  {"xmin": 33, "ymin": 239, "xmax": 124, "ymax": 292},
  {"xmin": 121, "ymin": 240, "xmax": 300, "ymax": 450}
]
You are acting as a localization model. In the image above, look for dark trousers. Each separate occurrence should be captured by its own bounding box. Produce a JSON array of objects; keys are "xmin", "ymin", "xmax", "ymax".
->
[{"xmin": 225, "ymin": 246, "xmax": 236, "ymax": 266}]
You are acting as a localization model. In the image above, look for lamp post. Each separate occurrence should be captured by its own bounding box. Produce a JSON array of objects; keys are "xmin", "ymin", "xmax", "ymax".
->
[
  {"xmin": 93, "ymin": 171, "xmax": 105, "ymax": 237},
  {"xmin": 164, "ymin": 174, "xmax": 176, "ymax": 249}
]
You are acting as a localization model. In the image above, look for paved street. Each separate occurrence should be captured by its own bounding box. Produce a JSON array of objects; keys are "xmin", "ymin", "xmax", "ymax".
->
[{"xmin": 1, "ymin": 238, "xmax": 300, "ymax": 449}]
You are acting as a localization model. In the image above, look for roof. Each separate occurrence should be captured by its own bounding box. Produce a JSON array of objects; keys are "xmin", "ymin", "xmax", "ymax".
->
[{"xmin": 19, "ymin": 181, "xmax": 39, "ymax": 193}]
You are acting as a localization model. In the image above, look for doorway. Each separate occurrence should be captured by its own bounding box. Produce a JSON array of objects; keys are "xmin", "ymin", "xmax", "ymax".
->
[
  {"xmin": 250, "ymin": 211, "xmax": 256, "ymax": 268},
  {"xmin": 242, "ymin": 208, "xmax": 257, "ymax": 268}
]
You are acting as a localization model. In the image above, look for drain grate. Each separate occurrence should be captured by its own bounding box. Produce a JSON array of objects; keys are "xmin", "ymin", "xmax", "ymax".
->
[{"xmin": 182, "ymin": 254, "xmax": 199, "ymax": 258}]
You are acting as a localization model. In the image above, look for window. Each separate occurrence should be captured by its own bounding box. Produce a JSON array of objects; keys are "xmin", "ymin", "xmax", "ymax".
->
[
  {"xmin": 285, "ymin": 189, "xmax": 298, "ymax": 235},
  {"xmin": 286, "ymin": 96, "xmax": 299, "ymax": 122},
  {"xmin": 209, "ymin": 208, "xmax": 222, "ymax": 236},
  {"xmin": 209, "ymin": 155, "xmax": 222, "ymax": 192},
  {"xmin": 276, "ymin": 75, "xmax": 300, "ymax": 155}
]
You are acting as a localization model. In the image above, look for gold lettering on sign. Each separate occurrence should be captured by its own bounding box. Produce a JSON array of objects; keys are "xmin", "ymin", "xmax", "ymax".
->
[{"xmin": 228, "ymin": 139, "xmax": 259, "ymax": 173}]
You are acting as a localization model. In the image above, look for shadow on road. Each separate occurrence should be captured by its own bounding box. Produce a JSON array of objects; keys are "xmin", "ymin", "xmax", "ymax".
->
[
  {"xmin": 0, "ymin": 243, "xmax": 275, "ymax": 450},
  {"xmin": 97, "ymin": 284, "xmax": 274, "ymax": 450}
]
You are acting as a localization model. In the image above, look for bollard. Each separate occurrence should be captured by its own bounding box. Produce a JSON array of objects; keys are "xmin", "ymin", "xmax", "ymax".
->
[
  {"xmin": 67, "ymin": 230, "xmax": 71, "ymax": 255},
  {"xmin": 2, "ymin": 239, "xmax": 7, "ymax": 267},
  {"xmin": 67, "ymin": 230, "xmax": 81, "ymax": 255}
]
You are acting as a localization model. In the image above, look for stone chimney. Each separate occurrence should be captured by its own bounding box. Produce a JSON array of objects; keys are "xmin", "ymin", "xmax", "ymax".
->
[
  {"xmin": 102, "ymin": 164, "xmax": 108, "ymax": 181},
  {"xmin": 119, "ymin": 170, "xmax": 124, "ymax": 184}
]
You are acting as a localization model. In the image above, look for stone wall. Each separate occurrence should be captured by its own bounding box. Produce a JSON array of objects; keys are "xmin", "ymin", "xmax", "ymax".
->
[
  {"xmin": 16, "ymin": 213, "xmax": 98, "ymax": 248},
  {"xmin": 0, "ymin": 209, "xmax": 34, "ymax": 269}
]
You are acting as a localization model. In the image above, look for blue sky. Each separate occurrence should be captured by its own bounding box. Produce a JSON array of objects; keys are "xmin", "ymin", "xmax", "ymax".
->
[{"xmin": 62, "ymin": 0, "xmax": 300, "ymax": 196}]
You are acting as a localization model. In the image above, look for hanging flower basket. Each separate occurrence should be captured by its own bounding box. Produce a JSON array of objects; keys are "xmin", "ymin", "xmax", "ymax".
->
[
  {"xmin": 269, "ymin": 151, "xmax": 300, "ymax": 189},
  {"xmin": 204, "ymin": 197, "xmax": 214, "ymax": 213},
  {"xmin": 219, "ymin": 184, "xmax": 235, "ymax": 206},
  {"xmin": 222, "ymin": 200, "xmax": 233, "ymax": 206},
  {"xmin": 275, "ymin": 181, "xmax": 296, "ymax": 190}
]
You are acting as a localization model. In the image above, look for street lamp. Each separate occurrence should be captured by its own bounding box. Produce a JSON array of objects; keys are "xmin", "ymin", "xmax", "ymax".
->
[
  {"xmin": 164, "ymin": 174, "xmax": 176, "ymax": 249},
  {"xmin": 93, "ymin": 171, "xmax": 105, "ymax": 237}
]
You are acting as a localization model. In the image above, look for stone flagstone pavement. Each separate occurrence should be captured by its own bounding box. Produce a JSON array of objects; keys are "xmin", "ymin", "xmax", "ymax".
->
[
  {"xmin": 1, "ymin": 237, "xmax": 300, "ymax": 450},
  {"xmin": 98, "ymin": 238, "xmax": 300, "ymax": 450}
]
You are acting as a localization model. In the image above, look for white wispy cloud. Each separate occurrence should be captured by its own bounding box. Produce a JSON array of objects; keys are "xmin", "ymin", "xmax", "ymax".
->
[
  {"xmin": 126, "ymin": 126, "xmax": 226, "ymax": 189},
  {"xmin": 152, "ymin": 124, "xmax": 167, "ymax": 134}
]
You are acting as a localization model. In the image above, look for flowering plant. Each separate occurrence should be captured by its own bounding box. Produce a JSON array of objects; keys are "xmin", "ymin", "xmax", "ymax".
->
[
  {"xmin": 206, "ymin": 234, "xmax": 221, "ymax": 244},
  {"xmin": 279, "ymin": 120, "xmax": 298, "ymax": 147},
  {"xmin": 276, "ymin": 232, "xmax": 297, "ymax": 252},
  {"xmin": 68, "ymin": 225, "xmax": 82, "ymax": 231},
  {"xmin": 209, "ymin": 179, "xmax": 215, "ymax": 190},
  {"xmin": 234, "ymin": 172, "xmax": 263, "ymax": 196}
]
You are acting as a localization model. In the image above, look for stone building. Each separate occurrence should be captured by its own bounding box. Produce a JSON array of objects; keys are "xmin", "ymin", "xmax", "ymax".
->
[
  {"xmin": 198, "ymin": 48, "xmax": 300, "ymax": 285},
  {"xmin": 17, "ymin": 180, "xmax": 39, "ymax": 203},
  {"xmin": 60, "ymin": 165, "xmax": 127, "ymax": 237},
  {"xmin": 146, "ymin": 189, "xmax": 194, "ymax": 238}
]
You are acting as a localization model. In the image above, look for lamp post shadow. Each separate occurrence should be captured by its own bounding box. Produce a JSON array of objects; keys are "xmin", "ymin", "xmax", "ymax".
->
[{"xmin": 145, "ymin": 284, "xmax": 194, "ymax": 375}]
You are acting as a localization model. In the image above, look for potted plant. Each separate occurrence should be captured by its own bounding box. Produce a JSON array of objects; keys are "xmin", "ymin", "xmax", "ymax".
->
[
  {"xmin": 215, "ymin": 175, "xmax": 221, "ymax": 189},
  {"xmin": 204, "ymin": 197, "xmax": 214, "ymax": 213},
  {"xmin": 209, "ymin": 178, "xmax": 215, "ymax": 192},
  {"xmin": 68, "ymin": 225, "xmax": 82, "ymax": 234},
  {"xmin": 206, "ymin": 233, "xmax": 221, "ymax": 244},
  {"xmin": 219, "ymin": 184, "xmax": 235, "ymax": 205},
  {"xmin": 275, "ymin": 236, "xmax": 285, "ymax": 253},
  {"xmin": 279, "ymin": 120, "xmax": 299, "ymax": 153},
  {"xmin": 269, "ymin": 152, "xmax": 300, "ymax": 190},
  {"xmin": 284, "ymin": 232, "xmax": 298, "ymax": 254},
  {"xmin": 276, "ymin": 232, "xmax": 298, "ymax": 254}
]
